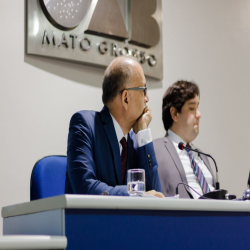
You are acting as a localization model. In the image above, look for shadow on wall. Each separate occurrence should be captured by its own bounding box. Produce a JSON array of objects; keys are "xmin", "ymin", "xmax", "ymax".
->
[
  {"xmin": 24, "ymin": 55, "xmax": 163, "ymax": 89},
  {"xmin": 24, "ymin": 55, "xmax": 105, "ymax": 88}
]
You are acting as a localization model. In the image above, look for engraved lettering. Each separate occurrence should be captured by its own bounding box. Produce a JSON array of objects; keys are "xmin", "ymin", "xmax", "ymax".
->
[
  {"xmin": 58, "ymin": 33, "xmax": 69, "ymax": 48},
  {"xmin": 111, "ymin": 43, "xmax": 119, "ymax": 57},
  {"xmin": 70, "ymin": 34, "xmax": 78, "ymax": 49},
  {"xmin": 148, "ymin": 54, "xmax": 157, "ymax": 67},
  {"xmin": 119, "ymin": 46, "xmax": 129, "ymax": 56},
  {"xmin": 130, "ymin": 49, "xmax": 139, "ymax": 59},
  {"xmin": 99, "ymin": 41, "xmax": 108, "ymax": 54},
  {"xmin": 80, "ymin": 38, "xmax": 91, "ymax": 51},
  {"xmin": 139, "ymin": 51, "xmax": 146, "ymax": 64},
  {"xmin": 42, "ymin": 30, "xmax": 56, "ymax": 45}
]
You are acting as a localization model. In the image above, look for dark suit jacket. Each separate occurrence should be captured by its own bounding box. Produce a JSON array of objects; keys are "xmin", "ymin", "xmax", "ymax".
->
[
  {"xmin": 153, "ymin": 135, "xmax": 215, "ymax": 198},
  {"xmin": 65, "ymin": 106, "xmax": 161, "ymax": 196}
]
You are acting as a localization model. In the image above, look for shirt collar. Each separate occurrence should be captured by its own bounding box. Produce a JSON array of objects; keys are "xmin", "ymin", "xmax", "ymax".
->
[
  {"xmin": 168, "ymin": 129, "xmax": 196, "ymax": 149},
  {"xmin": 168, "ymin": 129, "xmax": 187, "ymax": 145},
  {"xmin": 110, "ymin": 113, "xmax": 128, "ymax": 142}
]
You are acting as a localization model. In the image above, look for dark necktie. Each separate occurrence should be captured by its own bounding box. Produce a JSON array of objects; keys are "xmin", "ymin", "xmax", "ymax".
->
[
  {"xmin": 120, "ymin": 137, "xmax": 127, "ymax": 184},
  {"xmin": 185, "ymin": 145, "xmax": 210, "ymax": 194}
]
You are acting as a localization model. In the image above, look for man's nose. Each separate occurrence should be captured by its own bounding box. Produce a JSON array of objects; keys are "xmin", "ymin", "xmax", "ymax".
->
[
  {"xmin": 196, "ymin": 109, "xmax": 201, "ymax": 118},
  {"xmin": 145, "ymin": 92, "xmax": 149, "ymax": 102}
]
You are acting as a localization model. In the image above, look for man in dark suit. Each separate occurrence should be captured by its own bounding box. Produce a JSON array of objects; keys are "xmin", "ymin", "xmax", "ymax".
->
[
  {"xmin": 65, "ymin": 56, "xmax": 163, "ymax": 197},
  {"xmin": 153, "ymin": 80, "xmax": 215, "ymax": 198}
]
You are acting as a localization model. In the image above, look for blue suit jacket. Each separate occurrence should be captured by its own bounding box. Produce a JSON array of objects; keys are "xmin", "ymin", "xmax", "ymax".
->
[{"xmin": 65, "ymin": 106, "xmax": 161, "ymax": 196}]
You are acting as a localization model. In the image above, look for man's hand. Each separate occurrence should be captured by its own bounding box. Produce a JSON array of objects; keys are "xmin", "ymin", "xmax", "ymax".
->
[
  {"xmin": 145, "ymin": 190, "xmax": 165, "ymax": 198},
  {"xmin": 133, "ymin": 106, "xmax": 152, "ymax": 134}
]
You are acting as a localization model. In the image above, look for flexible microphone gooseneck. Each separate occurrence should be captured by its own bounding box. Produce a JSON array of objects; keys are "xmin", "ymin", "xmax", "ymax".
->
[
  {"xmin": 178, "ymin": 142, "xmax": 220, "ymax": 190},
  {"xmin": 176, "ymin": 182, "xmax": 235, "ymax": 200},
  {"xmin": 176, "ymin": 182, "xmax": 203, "ymax": 197}
]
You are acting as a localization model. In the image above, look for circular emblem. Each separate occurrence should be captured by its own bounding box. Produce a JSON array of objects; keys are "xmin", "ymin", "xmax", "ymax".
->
[{"xmin": 40, "ymin": 0, "xmax": 91, "ymax": 30}]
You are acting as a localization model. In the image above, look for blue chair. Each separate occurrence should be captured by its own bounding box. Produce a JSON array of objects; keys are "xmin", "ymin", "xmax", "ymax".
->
[{"xmin": 30, "ymin": 155, "xmax": 67, "ymax": 201}]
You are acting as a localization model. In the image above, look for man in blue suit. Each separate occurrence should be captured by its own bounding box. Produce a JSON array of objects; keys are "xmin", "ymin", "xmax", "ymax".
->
[{"xmin": 65, "ymin": 56, "xmax": 163, "ymax": 197}]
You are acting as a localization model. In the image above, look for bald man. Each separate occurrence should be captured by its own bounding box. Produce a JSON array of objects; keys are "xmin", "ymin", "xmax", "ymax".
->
[{"xmin": 65, "ymin": 56, "xmax": 163, "ymax": 197}]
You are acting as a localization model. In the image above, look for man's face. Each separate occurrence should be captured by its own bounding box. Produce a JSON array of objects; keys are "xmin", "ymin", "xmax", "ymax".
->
[
  {"xmin": 127, "ymin": 64, "xmax": 149, "ymax": 122},
  {"xmin": 175, "ymin": 94, "xmax": 201, "ymax": 143}
]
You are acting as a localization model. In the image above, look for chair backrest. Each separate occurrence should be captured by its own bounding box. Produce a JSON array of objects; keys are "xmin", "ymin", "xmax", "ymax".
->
[{"xmin": 30, "ymin": 155, "xmax": 67, "ymax": 201}]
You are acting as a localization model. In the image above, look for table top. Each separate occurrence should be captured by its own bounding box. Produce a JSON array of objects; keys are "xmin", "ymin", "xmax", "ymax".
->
[
  {"xmin": 2, "ymin": 194, "xmax": 250, "ymax": 218},
  {"xmin": 0, "ymin": 235, "xmax": 67, "ymax": 249}
]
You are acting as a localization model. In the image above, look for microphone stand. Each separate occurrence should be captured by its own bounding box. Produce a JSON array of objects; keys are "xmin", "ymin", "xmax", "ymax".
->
[
  {"xmin": 185, "ymin": 146, "xmax": 220, "ymax": 190},
  {"xmin": 178, "ymin": 142, "xmax": 229, "ymax": 200}
]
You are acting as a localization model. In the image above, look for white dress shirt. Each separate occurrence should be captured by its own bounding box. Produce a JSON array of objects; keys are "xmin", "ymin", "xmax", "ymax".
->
[
  {"xmin": 110, "ymin": 113, "xmax": 152, "ymax": 154},
  {"xmin": 168, "ymin": 129, "xmax": 214, "ymax": 199}
]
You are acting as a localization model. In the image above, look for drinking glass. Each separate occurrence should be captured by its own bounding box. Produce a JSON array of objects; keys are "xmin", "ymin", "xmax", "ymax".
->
[{"xmin": 127, "ymin": 169, "xmax": 145, "ymax": 196}]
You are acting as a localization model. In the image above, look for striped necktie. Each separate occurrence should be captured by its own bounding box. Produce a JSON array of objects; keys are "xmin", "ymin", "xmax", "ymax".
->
[{"xmin": 185, "ymin": 146, "xmax": 210, "ymax": 194}]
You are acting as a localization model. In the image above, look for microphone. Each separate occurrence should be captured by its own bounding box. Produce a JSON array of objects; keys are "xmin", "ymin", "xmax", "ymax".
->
[
  {"xmin": 177, "ymin": 142, "xmax": 236, "ymax": 200},
  {"xmin": 248, "ymin": 171, "xmax": 250, "ymax": 187},
  {"xmin": 178, "ymin": 142, "xmax": 220, "ymax": 190},
  {"xmin": 242, "ymin": 171, "xmax": 250, "ymax": 201}
]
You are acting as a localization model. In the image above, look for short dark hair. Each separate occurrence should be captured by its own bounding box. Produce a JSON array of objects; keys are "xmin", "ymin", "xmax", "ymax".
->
[
  {"xmin": 102, "ymin": 57, "xmax": 135, "ymax": 105},
  {"xmin": 162, "ymin": 80, "xmax": 200, "ymax": 131}
]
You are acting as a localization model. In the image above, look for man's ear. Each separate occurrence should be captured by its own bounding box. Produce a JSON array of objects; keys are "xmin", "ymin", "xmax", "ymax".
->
[
  {"xmin": 121, "ymin": 90, "xmax": 129, "ymax": 110},
  {"xmin": 170, "ymin": 107, "xmax": 178, "ymax": 122}
]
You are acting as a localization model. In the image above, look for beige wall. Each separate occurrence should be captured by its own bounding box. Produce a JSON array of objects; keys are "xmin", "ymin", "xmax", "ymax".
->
[{"xmin": 1, "ymin": 0, "xmax": 250, "ymax": 234}]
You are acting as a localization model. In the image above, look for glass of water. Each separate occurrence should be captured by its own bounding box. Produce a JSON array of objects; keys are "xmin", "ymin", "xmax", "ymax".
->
[{"xmin": 127, "ymin": 169, "xmax": 145, "ymax": 196}]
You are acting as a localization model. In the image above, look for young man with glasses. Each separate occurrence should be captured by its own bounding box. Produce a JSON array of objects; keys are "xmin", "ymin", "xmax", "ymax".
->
[{"xmin": 65, "ymin": 56, "xmax": 163, "ymax": 197}]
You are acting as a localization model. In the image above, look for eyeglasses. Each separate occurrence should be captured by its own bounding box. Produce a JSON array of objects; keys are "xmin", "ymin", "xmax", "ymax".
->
[{"xmin": 120, "ymin": 85, "xmax": 147, "ymax": 96}]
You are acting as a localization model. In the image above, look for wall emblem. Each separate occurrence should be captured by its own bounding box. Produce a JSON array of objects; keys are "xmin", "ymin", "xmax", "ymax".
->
[{"xmin": 27, "ymin": 0, "xmax": 163, "ymax": 79}]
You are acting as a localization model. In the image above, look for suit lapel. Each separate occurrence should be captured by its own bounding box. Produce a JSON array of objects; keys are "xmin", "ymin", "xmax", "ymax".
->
[
  {"xmin": 164, "ymin": 136, "xmax": 191, "ymax": 194},
  {"xmin": 100, "ymin": 106, "xmax": 122, "ymax": 185}
]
